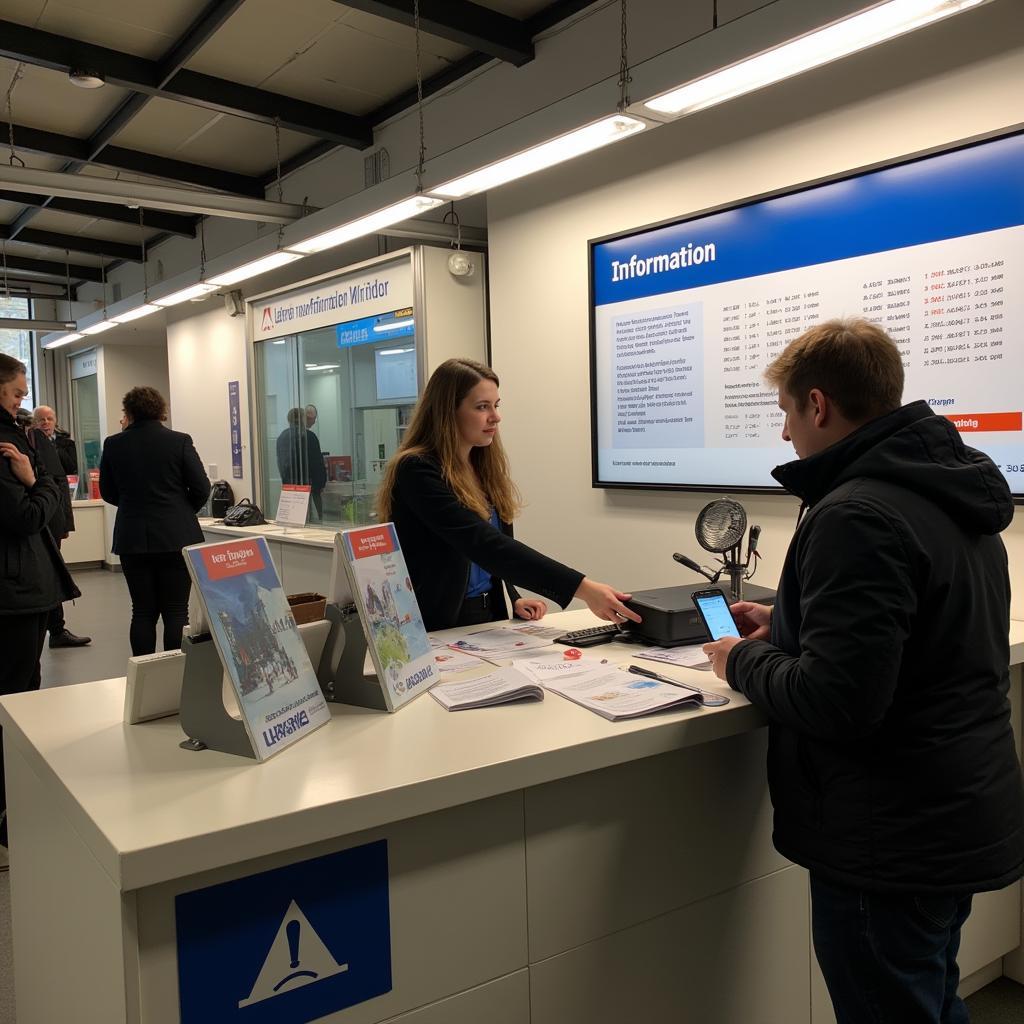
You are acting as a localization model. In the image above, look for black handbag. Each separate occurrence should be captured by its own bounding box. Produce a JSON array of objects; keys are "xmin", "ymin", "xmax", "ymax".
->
[{"xmin": 221, "ymin": 498, "xmax": 266, "ymax": 526}]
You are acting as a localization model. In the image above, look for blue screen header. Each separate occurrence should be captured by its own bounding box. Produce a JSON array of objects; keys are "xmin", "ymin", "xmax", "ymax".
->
[{"xmin": 337, "ymin": 308, "xmax": 415, "ymax": 348}]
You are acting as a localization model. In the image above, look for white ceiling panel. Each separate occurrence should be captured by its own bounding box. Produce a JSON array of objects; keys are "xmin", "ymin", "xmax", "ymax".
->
[
  {"xmin": 263, "ymin": 19, "xmax": 470, "ymax": 115},
  {"xmin": 5, "ymin": 236, "xmax": 105, "ymax": 267},
  {"xmin": 336, "ymin": 10, "xmax": 480, "ymax": 62},
  {"xmin": 0, "ymin": 58, "xmax": 134, "ymax": 138},
  {"xmin": 457, "ymin": 0, "xmax": 550, "ymax": 18},
  {"xmin": 33, "ymin": 0, "xmax": 206, "ymax": 60}
]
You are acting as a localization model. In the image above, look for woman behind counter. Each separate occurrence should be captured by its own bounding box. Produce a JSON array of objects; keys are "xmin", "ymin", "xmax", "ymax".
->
[
  {"xmin": 99, "ymin": 386, "xmax": 211, "ymax": 655},
  {"xmin": 376, "ymin": 358, "xmax": 641, "ymax": 632}
]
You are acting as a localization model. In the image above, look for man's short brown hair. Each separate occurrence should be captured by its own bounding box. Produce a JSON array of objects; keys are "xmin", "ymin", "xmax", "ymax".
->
[
  {"xmin": 765, "ymin": 318, "xmax": 904, "ymax": 422},
  {"xmin": 122, "ymin": 385, "xmax": 168, "ymax": 422}
]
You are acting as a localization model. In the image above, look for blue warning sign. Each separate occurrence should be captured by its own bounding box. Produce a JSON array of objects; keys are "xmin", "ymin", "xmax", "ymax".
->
[{"xmin": 176, "ymin": 839, "xmax": 391, "ymax": 1023}]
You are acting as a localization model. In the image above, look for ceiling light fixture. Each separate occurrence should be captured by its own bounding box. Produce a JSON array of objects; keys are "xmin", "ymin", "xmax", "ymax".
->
[
  {"xmin": 374, "ymin": 320, "xmax": 414, "ymax": 333},
  {"xmin": 43, "ymin": 332, "xmax": 83, "ymax": 350},
  {"xmin": 69, "ymin": 68, "xmax": 105, "ymax": 89},
  {"xmin": 152, "ymin": 283, "xmax": 218, "ymax": 308},
  {"xmin": 81, "ymin": 320, "xmax": 116, "ymax": 335},
  {"xmin": 432, "ymin": 115, "xmax": 647, "ymax": 199},
  {"xmin": 644, "ymin": 0, "xmax": 992, "ymax": 118},
  {"xmin": 112, "ymin": 304, "xmax": 161, "ymax": 324},
  {"xmin": 290, "ymin": 196, "xmax": 444, "ymax": 255},
  {"xmin": 209, "ymin": 251, "xmax": 304, "ymax": 287},
  {"xmin": 0, "ymin": 317, "xmax": 77, "ymax": 332}
]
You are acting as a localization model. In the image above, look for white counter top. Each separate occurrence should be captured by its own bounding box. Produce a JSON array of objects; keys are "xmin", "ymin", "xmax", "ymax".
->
[
  {"xmin": 199, "ymin": 517, "xmax": 340, "ymax": 549},
  {"xmin": 3, "ymin": 615, "xmax": 1023, "ymax": 894}
]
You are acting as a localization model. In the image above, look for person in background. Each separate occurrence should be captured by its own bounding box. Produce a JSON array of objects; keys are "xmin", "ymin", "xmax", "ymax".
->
[
  {"xmin": 702, "ymin": 319, "xmax": 1024, "ymax": 1024},
  {"xmin": 305, "ymin": 404, "xmax": 327, "ymax": 521},
  {"xmin": 99, "ymin": 386, "xmax": 211, "ymax": 656},
  {"xmin": 31, "ymin": 405, "xmax": 90, "ymax": 648},
  {"xmin": 376, "ymin": 357, "xmax": 641, "ymax": 632},
  {"xmin": 0, "ymin": 355, "xmax": 79, "ymax": 854}
]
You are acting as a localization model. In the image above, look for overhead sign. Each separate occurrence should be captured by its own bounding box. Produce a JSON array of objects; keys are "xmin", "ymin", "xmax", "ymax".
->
[
  {"xmin": 176, "ymin": 839, "xmax": 391, "ymax": 1023},
  {"xmin": 254, "ymin": 257, "xmax": 412, "ymax": 341},
  {"xmin": 336, "ymin": 307, "xmax": 415, "ymax": 348}
]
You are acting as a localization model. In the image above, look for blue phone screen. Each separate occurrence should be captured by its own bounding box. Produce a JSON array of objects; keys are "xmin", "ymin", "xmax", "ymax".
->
[{"xmin": 695, "ymin": 593, "xmax": 741, "ymax": 640}]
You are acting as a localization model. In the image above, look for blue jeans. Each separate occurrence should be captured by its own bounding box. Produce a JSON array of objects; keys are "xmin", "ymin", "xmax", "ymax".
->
[{"xmin": 810, "ymin": 873, "xmax": 973, "ymax": 1024}]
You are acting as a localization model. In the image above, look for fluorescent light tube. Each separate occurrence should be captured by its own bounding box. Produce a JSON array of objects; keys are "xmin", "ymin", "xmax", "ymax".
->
[
  {"xmin": 112, "ymin": 304, "xmax": 161, "ymax": 324},
  {"xmin": 644, "ymin": 0, "xmax": 991, "ymax": 118},
  {"xmin": 152, "ymin": 282, "xmax": 218, "ymax": 307},
  {"xmin": 43, "ymin": 333, "xmax": 83, "ymax": 350},
  {"xmin": 81, "ymin": 320, "xmax": 116, "ymax": 335},
  {"xmin": 374, "ymin": 320, "xmax": 414, "ymax": 333},
  {"xmin": 377, "ymin": 347, "xmax": 414, "ymax": 356},
  {"xmin": 209, "ymin": 251, "xmax": 303, "ymax": 287},
  {"xmin": 290, "ymin": 196, "xmax": 444, "ymax": 254},
  {"xmin": 432, "ymin": 115, "xmax": 647, "ymax": 199}
]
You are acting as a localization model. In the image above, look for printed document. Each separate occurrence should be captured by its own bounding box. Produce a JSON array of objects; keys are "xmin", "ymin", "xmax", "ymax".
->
[
  {"xmin": 544, "ymin": 668, "xmax": 703, "ymax": 721},
  {"xmin": 430, "ymin": 667, "xmax": 543, "ymax": 711}
]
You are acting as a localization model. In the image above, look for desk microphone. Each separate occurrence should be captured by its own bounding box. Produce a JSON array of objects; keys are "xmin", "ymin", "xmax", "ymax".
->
[
  {"xmin": 673, "ymin": 552, "xmax": 718, "ymax": 583},
  {"xmin": 746, "ymin": 525, "xmax": 761, "ymax": 565}
]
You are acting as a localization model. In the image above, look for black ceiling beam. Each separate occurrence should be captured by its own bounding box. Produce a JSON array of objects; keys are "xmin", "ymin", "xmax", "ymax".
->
[
  {"xmin": 1, "ymin": 192, "xmax": 197, "ymax": 237},
  {"xmin": 2, "ymin": 227, "xmax": 144, "ymax": 263},
  {"xmin": 334, "ymin": 0, "xmax": 533, "ymax": 65},
  {"xmin": 9, "ymin": 123, "xmax": 265, "ymax": 197},
  {"xmin": 0, "ymin": 19, "xmax": 374, "ymax": 147},
  {"xmin": 2, "ymin": 254, "xmax": 105, "ymax": 283}
]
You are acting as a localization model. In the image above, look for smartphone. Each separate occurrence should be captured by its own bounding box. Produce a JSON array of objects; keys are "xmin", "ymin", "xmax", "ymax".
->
[{"xmin": 691, "ymin": 588, "xmax": 742, "ymax": 641}]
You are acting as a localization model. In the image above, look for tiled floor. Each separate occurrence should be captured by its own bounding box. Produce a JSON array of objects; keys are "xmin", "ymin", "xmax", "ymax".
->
[{"xmin": 3, "ymin": 568, "xmax": 1024, "ymax": 1021}]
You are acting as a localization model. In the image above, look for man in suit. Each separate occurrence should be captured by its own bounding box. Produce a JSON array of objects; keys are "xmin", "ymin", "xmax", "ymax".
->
[{"xmin": 32, "ymin": 406, "xmax": 90, "ymax": 648}]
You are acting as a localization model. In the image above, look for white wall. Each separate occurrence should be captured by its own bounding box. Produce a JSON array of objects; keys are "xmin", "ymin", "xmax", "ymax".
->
[
  {"xmin": 165, "ymin": 306, "xmax": 249, "ymax": 498},
  {"xmin": 487, "ymin": 1, "xmax": 1024, "ymax": 618}
]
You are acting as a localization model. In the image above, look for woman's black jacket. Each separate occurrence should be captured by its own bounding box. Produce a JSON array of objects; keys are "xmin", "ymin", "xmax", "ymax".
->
[
  {"xmin": 390, "ymin": 454, "xmax": 584, "ymax": 631},
  {"xmin": 0, "ymin": 408, "xmax": 80, "ymax": 615}
]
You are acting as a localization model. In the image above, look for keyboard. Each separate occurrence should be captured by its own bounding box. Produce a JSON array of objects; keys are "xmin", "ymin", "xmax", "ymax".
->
[{"xmin": 553, "ymin": 624, "xmax": 624, "ymax": 647}]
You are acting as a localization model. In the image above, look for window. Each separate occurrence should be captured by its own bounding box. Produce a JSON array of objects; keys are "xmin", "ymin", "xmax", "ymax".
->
[{"xmin": 0, "ymin": 294, "xmax": 34, "ymax": 408}]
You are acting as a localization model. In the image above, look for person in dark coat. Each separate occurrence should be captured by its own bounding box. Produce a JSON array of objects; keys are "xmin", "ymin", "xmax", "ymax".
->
[
  {"xmin": 99, "ymin": 386, "xmax": 211, "ymax": 655},
  {"xmin": 274, "ymin": 406, "xmax": 327, "ymax": 522},
  {"xmin": 702, "ymin": 319, "xmax": 1024, "ymax": 1024},
  {"xmin": 30, "ymin": 405, "xmax": 90, "ymax": 647},
  {"xmin": 375, "ymin": 358, "xmax": 640, "ymax": 632},
  {"xmin": 0, "ymin": 355, "xmax": 80, "ymax": 850}
]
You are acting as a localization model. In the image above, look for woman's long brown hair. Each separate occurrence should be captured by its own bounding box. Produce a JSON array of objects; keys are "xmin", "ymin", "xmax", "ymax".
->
[{"xmin": 377, "ymin": 358, "xmax": 521, "ymax": 523}]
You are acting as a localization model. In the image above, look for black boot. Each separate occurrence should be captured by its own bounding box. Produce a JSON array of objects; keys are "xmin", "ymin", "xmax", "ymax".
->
[{"xmin": 49, "ymin": 629, "xmax": 92, "ymax": 648}]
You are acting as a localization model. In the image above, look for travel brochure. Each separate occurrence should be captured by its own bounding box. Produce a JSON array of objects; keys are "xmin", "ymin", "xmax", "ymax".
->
[
  {"xmin": 543, "ymin": 669, "xmax": 704, "ymax": 721},
  {"xmin": 430, "ymin": 667, "xmax": 543, "ymax": 711},
  {"xmin": 341, "ymin": 523, "xmax": 437, "ymax": 712},
  {"xmin": 184, "ymin": 537, "xmax": 331, "ymax": 761}
]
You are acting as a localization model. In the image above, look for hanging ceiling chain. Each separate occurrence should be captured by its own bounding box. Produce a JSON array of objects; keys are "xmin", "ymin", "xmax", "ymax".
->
[
  {"xmin": 5, "ymin": 66, "xmax": 25, "ymax": 168},
  {"xmin": 443, "ymin": 202, "xmax": 462, "ymax": 250},
  {"xmin": 274, "ymin": 116, "xmax": 284, "ymax": 204},
  {"xmin": 138, "ymin": 208, "xmax": 149, "ymax": 301},
  {"xmin": 1, "ymin": 240, "xmax": 9, "ymax": 299},
  {"xmin": 65, "ymin": 249, "xmax": 72, "ymax": 320},
  {"xmin": 414, "ymin": 0, "xmax": 426, "ymax": 191},
  {"xmin": 199, "ymin": 217, "xmax": 207, "ymax": 281},
  {"xmin": 617, "ymin": 0, "xmax": 631, "ymax": 112},
  {"xmin": 101, "ymin": 262, "xmax": 108, "ymax": 316}
]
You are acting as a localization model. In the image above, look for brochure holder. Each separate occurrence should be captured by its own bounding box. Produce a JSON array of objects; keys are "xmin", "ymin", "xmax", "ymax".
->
[
  {"xmin": 317, "ymin": 602, "xmax": 388, "ymax": 711},
  {"xmin": 178, "ymin": 634, "xmax": 257, "ymax": 758}
]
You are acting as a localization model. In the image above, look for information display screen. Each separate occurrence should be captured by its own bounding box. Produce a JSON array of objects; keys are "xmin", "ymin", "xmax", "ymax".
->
[{"xmin": 589, "ymin": 131, "xmax": 1024, "ymax": 497}]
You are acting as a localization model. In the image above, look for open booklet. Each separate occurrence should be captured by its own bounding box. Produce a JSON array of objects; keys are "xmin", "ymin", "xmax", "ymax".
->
[
  {"xmin": 543, "ymin": 668, "xmax": 704, "ymax": 721},
  {"xmin": 430, "ymin": 666, "xmax": 543, "ymax": 711}
]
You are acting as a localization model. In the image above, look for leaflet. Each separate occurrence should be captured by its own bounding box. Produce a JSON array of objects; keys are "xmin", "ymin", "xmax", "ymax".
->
[
  {"xmin": 514, "ymin": 649, "xmax": 613, "ymax": 684},
  {"xmin": 635, "ymin": 644, "xmax": 712, "ymax": 671},
  {"xmin": 430, "ymin": 647, "xmax": 486, "ymax": 675},
  {"xmin": 430, "ymin": 667, "xmax": 543, "ymax": 711},
  {"xmin": 544, "ymin": 668, "xmax": 703, "ymax": 721},
  {"xmin": 447, "ymin": 627, "xmax": 553, "ymax": 658}
]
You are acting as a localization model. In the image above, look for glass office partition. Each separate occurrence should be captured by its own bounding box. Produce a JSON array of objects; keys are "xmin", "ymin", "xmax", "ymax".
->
[
  {"xmin": 71, "ymin": 372, "xmax": 100, "ymax": 498},
  {"xmin": 254, "ymin": 323, "xmax": 417, "ymax": 527}
]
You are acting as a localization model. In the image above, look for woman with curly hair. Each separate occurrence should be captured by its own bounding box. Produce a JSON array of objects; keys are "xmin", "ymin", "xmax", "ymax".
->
[
  {"xmin": 377, "ymin": 358, "xmax": 639, "ymax": 632},
  {"xmin": 99, "ymin": 386, "xmax": 210, "ymax": 654}
]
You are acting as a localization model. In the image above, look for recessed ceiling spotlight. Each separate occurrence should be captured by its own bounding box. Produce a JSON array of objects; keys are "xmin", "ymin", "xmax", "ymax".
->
[{"xmin": 68, "ymin": 68, "xmax": 106, "ymax": 89}]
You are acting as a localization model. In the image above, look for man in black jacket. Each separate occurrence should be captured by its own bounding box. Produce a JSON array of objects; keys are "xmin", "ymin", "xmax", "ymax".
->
[
  {"xmin": 32, "ymin": 405, "xmax": 90, "ymax": 648},
  {"xmin": 703, "ymin": 319, "xmax": 1023, "ymax": 1024}
]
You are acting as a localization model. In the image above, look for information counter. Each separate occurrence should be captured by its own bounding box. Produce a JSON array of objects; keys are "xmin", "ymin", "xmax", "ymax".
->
[
  {"xmin": 62, "ymin": 498, "xmax": 106, "ymax": 566},
  {"xmin": 2, "ymin": 614, "xmax": 1022, "ymax": 1023}
]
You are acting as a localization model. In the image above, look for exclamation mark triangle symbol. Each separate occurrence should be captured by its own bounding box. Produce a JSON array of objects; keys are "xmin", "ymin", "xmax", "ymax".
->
[{"xmin": 238, "ymin": 900, "xmax": 349, "ymax": 1008}]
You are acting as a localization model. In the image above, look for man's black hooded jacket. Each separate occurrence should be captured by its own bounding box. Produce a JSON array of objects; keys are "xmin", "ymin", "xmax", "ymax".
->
[{"xmin": 728, "ymin": 401, "xmax": 1024, "ymax": 893}]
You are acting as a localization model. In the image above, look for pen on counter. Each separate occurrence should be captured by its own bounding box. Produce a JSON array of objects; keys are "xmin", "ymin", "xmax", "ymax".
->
[{"xmin": 627, "ymin": 665, "xmax": 730, "ymax": 706}]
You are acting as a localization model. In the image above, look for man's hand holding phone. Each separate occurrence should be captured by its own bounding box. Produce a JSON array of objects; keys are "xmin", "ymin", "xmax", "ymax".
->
[{"xmin": 730, "ymin": 601, "xmax": 772, "ymax": 641}]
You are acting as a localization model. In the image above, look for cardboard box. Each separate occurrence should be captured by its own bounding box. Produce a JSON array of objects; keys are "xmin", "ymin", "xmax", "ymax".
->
[{"xmin": 287, "ymin": 592, "xmax": 327, "ymax": 624}]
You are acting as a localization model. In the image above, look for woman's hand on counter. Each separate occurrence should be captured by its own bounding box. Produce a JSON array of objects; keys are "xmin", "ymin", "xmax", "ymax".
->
[
  {"xmin": 514, "ymin": 597, "xmax": 548, "ymax": 620},
  {"xmin": 575, "ymin": 578, "xmax": 642, "ymax": 623}
]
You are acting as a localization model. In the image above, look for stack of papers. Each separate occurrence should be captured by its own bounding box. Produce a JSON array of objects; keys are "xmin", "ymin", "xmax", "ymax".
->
[
  {"xmin": 447, "ymin": 627, "xmax": 552, "ymax": 659},
  {"xmin": 544, "ymin": 668, "xmax": 703, "ymax": 721},
  {"xmin": 635, "ymin": 645, "xmax": 712, "ymax": 671},
  {"xmin": 430, "ymin": 667, "xmax": 542, "ymax": 711}
]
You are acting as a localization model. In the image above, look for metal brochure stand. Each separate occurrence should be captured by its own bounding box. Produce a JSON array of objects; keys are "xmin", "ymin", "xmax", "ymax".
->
[
  {"xmin": 317, "ymin": 602, "xmax": 388, "ymax": 711},
  {"xmin": 178, "ymin": 634, "xmax": 257, "ymax": 758}
]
